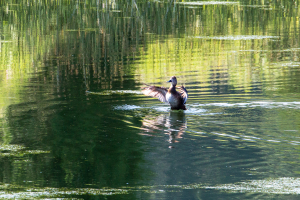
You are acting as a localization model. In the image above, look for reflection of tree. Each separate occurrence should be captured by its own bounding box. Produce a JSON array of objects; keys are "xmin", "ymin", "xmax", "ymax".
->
[
  {"xmin": 1, "ymin": 0, "xmax": 300, "ymax": 100},
  {"xmin": 141, "ymin": 111, "xmax": 187, "ymax": 145}
]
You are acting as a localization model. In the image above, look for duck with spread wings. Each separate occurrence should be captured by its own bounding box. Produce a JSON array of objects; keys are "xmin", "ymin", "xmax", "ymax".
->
[{"xmin": 142, "ymin": 76, "xmax": 188, "ymax": 110}]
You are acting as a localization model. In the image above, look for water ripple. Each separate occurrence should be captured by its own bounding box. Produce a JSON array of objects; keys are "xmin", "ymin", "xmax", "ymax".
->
[{"xmin": 197, "ymin": 101, "xmax": 300, "ymax": 109}]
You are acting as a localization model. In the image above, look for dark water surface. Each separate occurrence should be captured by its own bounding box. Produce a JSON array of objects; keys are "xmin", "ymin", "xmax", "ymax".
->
[{"xmin": 1, "ymin": 0, "xmax": 300, "ymax": 199}]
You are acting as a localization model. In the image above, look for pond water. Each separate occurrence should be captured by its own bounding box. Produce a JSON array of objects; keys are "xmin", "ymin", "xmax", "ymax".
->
[{"xmin": 1, "ymin": 0, "xmax": 300, "ymax": 199}]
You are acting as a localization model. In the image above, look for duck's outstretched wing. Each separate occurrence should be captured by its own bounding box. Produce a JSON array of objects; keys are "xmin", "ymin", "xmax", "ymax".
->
[
  {"xmin": 142, "ymin": 84, "xmax": 168, "ymax": 103},
  {"xmin": 178, "ymin": 86, "xmax": 188, "ymax": 104}
]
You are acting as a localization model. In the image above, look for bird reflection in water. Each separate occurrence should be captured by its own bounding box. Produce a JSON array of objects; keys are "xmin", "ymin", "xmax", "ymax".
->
[{"xmin": 140, "ymin": 111, "xmax": 187, "ymax": 146}]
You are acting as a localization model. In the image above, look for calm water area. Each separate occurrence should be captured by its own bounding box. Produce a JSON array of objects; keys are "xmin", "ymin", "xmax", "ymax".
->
[{"xmin": 1, "ymin": 0, "xmax": 300, "ymax": 199}]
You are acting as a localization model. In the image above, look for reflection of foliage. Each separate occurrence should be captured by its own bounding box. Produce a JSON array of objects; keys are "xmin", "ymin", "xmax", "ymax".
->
[
  {"xmin": 1, "ymin": 0, "xmax": 300, "ymax": 194},
  {"xmin": 5, "ymin": 94, "xmax": 146, "ymax": 188},
  {"xmin": 1, "ymin": 0, "xmax": 300, "ymax": 99},
  {"xmin": 132, "ymin": 1, "xmax": 300, "ymax": 96},
  {"xmin": 0, "ymin": 0, "xmax": 151, "ymax": 189}
]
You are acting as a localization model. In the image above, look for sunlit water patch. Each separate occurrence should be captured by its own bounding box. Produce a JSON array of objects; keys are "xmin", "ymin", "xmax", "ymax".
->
[
  {"xmin": 0, "ymin": 144, "xmax": 24, "ymax": 151},
  {"xmin": 1, "ymin": 177, "xmax": 298, "ymax": 198},
  {"xmin": 239, "ymin": 4, "xmax": 272, "ymax": 10},
  {"xmin": 176, "ymin": 1, "xmax": 238, "ymax": 5},
  {"xmin": 0, "ymin": 185, "xmax": 128, "ymax": 199},
  {"xmin": 206, "ymin": 177, "xmax": 300, "ymax": 194},
  {"xmin": 0, "ymin": 144, "xmax": 49, "ymax": 157},
  {"xmin": 273, "ymin": 61, "xmax": 300, "ymax": 67},
  {"xmin": 135, "ymin": 177, "xmax": 300, "ymax": 194},
  {"xmin": 192, "ymin": 35, "xmax": 279, "ymax": 40}
]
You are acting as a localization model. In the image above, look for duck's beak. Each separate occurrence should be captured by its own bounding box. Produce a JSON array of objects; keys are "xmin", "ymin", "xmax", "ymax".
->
[{"xmin": 167, "ymin": 79, "xmax": 172, "ymax": 83}]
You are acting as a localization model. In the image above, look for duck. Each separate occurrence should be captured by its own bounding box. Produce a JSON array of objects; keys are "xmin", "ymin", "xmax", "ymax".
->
[{"xmin": 142, "ymin": 76, "xmax": 188, "ymax": 110}]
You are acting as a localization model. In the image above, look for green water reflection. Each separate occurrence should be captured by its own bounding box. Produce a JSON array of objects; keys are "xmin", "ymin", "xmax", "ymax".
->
[{"xmin": 1, "ymin": 0, "xmax": 300, "ymax": 199}]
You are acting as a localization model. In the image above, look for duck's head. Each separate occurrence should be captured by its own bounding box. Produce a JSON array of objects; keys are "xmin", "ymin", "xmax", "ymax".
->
[{"xmin": 167, "ymin": 76, "xmax": 177, "ymax": 86}]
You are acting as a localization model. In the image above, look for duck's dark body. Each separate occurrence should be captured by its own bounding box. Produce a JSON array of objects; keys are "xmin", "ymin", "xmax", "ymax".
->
[{"xmin": 142, "ymin": 76, "xmax": 188, "ymax": 110}]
